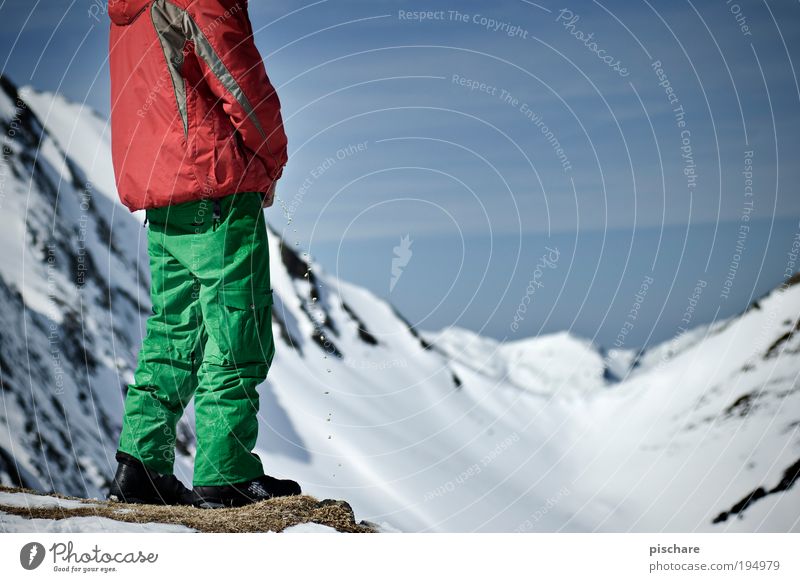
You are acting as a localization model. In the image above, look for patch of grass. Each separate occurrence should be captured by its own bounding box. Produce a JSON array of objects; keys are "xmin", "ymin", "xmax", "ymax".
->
[{"xmin": 0, "ymin": 485, "xmax": 375, "ymax": 533}]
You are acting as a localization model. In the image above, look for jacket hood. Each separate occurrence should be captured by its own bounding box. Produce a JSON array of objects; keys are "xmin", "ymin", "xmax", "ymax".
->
[{"xmin": 108, "ymin": 0, "xmax": 151, "ymax": 25}]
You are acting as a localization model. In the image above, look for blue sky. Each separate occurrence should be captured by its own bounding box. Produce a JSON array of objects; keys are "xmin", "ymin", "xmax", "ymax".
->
[{"xmin": 1, "ymin": 0, "xmax": 799, "ymax": 348}]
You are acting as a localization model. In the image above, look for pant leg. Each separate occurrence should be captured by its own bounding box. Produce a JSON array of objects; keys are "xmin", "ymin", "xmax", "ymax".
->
[
  {"xmin": 117, "ymin": 210, "xmax": 204, "ymax": 475},
  {"xmin": 190, "ymin": 192, "xmax": 276, "ymax": 486}
]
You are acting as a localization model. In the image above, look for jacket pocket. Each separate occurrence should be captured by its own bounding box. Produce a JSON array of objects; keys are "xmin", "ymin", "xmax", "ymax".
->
[
  {"xmin": 209, "ymin": 286, "xmax": 275, "ymax": 367},
  {"xmin": 185, "ymin": 80, "xmax": 209, "ymax": 193},
  {"xmin": 216, "ymin": 127, "xmax": 248, "ymax": 186}
]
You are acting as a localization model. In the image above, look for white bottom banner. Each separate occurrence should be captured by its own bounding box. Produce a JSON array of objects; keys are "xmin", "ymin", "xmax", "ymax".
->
[{"xmin": 1, "ymin": 533, "xmax": 797, "ymax": 581}]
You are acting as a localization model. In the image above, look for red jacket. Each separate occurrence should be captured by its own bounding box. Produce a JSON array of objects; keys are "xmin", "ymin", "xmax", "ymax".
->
[{"xmin": 108, "ymin": 0, "xmax": 287, "ymax": 211}]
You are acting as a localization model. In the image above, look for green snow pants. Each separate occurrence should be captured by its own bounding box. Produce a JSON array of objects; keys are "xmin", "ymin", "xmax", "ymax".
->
[{"xmin": 117, "ymin": 191, "xmax": 275, "ymax": 486}]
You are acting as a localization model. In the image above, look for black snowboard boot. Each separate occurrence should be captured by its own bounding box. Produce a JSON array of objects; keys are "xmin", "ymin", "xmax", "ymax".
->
[
  {"xmin": 191, "ymin": 474, "xmax": 302, "ymax": 508},
  {"xmin": 107, "ymin": 450, "xmax": 192, "ymax": 505}
]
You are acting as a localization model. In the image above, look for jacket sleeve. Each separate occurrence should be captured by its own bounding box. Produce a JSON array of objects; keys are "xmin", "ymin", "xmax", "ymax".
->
[{"xmin": 184, "ymin": 0, "xmax": 287, "ymax": 181}]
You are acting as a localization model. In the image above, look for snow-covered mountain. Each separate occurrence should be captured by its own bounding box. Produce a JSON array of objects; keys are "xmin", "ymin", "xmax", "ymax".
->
[{"xmin": 1, "ymin": 75, "xmax": 798, "ymax": 532}]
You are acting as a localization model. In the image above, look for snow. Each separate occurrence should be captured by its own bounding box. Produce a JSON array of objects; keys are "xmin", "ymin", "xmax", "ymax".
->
[
  {"xmin": 0, "ymin": 490, "xmax": 195, "ymax": 533},
  {"xmin": 283, "ymin": 522, "xmax": 339, "ymax": 533},
  {"xmin": 20, "ymin": 87, "xmax": 119, "ymax": 207},
  {"xmin": 0, "ymin": 491, "xmax": 97, "ymax": 510},
  {"xmin": 0, "ymin": 511, "xmax": 195, "ymax": 533}
]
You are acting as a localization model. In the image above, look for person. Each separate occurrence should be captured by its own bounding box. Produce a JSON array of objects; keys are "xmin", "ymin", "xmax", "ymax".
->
[{"xmin": 105, "ymin": 0, "xmax": 300, "ymax": 508}]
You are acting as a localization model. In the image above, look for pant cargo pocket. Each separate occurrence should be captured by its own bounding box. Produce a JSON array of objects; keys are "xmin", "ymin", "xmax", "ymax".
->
[{"xmin": 208, "ymin": 286, "xmax": 275, "ymax": 367}]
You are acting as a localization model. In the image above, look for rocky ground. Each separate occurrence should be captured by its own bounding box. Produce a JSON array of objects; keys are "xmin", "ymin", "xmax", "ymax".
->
[{"xmin": 0, "ymin": 485, "xmax": 377, "ymax": 533}]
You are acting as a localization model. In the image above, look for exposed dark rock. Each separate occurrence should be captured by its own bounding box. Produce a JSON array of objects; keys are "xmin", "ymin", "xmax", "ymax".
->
[
  {"xmin": 303, "ymin": 302, "xmax": 339, "ymax": 338},
  {"xmin": 0, "ymin": 446, "xmax": 27, "ymax": 488},
  {"xmin": 785, "ymin": 272, "xmax": 800, "ymax": 288},
  {"xmin": 713, "ymin": 457, "xmax": 800, "ymax": 523},
  {"xmin": 111, "ymin": 286, "xmax": 150, "ymax": 315},
  {"xmin": 342, "ymin": 302, "xmax": 378, "ymax": 346},
  {"xmin": 723, "ymin": 392, "xmax": 757, "ymax": 418},
  {"xmin": 60, "ymin": 310, "xmax": 99, "ymax": 376},
  {"xmin": 764, "ymin": 319, "xmax": 800, "ymax": 359},
  {"xmin": 391, "ymin": 306, "xmax": 433, "ymax": 350},
  {"xmin": 310, "ymin": 329, "xmax": 343, "ymax": 359},
  {"xmin": 271, "ymin": 309, "xmax": 302, "ymax": 354},
  {"xmin": 0, "ymin": 74, "xmax": 45, "ymax": 147},
  {"xmin": 279, "ymin": 239, "xmax": 322, "ymax": 302}
]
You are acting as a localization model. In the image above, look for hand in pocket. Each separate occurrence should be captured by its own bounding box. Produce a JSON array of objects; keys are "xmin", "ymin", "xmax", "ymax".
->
[{"xmin": 262, "ymin": 180, "xmax": 277, "ymax": 208}]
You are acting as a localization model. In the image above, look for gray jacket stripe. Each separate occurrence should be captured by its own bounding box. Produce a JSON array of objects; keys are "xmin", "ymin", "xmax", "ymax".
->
[
  {"xmin": 150, "ymin": 0, "xmax": 267, "ymax": 141},
  {"xmin": 150, "ymin": 0, "xmax": 189, "ymax": 137},
  {"xmin": 182, "ymin": 8, "xmax": 267, "ymax": 139}
]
